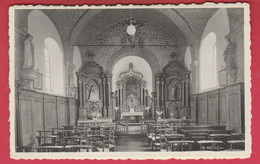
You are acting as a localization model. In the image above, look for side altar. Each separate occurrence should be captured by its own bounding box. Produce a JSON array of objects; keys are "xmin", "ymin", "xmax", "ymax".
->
[{"xmin": 77, "ymin": 51, "xmax": 112, "ymax": 120}]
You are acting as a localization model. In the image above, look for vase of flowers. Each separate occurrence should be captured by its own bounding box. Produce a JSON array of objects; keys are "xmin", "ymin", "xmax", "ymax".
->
[
  {"xmin": 156, "ymin": 110, "xmax": 163, "ymax": 119},
  {"xmin": 88, "ymin": 111, "xmax": 102, "ymax": 120}
]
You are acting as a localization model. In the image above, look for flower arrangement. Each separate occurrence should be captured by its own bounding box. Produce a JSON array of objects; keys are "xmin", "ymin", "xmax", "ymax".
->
[
  {"xmin": 88, "ymin": 111, "xmax": 102, "ymax": 120},
  {"xmin": 156, "ymin": 110, "xmax": 163, "ymax": 119}
]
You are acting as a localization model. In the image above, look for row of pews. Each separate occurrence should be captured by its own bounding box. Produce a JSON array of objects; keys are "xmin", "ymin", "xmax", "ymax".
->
[
  {"xmin": 35, "ymin": 121, "xmax": 117, "ymax": 152},
  {"xmin": 145, "ymin": 119, "xmax": 245, "ymax": 151}
]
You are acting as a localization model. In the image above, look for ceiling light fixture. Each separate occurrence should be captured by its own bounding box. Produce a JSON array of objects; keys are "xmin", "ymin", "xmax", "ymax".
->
[
  {"xmin": 126, "ymin": 9, "xmax": 136, "ymax": 36},
  {"xmin": 127, "ymin": 23, "xmax": 136, "ymax": 36}
]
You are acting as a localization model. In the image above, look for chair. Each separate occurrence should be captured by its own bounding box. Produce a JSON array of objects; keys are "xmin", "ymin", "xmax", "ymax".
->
[
  {"xmin": 151, "ymin": 126, "xmax": 168, "ymax": 151},
  {"xmin": 153, "ymin": 136, "xmax": 168, "ymax": 151},
  {"xmin": 87, "ymin": 135, "xmax": 106, "ymax": 152},
  {"xmin": 102, "ymin": 126, "xmax": 116, "ymax": 152},
  {"xmin": 226, "ymin": 133, "xmax": 245, "ymax": 151},
  {"xmin": 209, "ymin": 133, "xmax": 231, "ymax": 150},
  {"xmin": 36, "ymin": 130, "xmax": 58, "ymax": 146},
  {"xmin": 36, "ymin": 130, "xmax": 63, "ymax": 152},
  {"xmin": 166, "ymin": 140, "xmax": 194, "ymax": 151},
  {"xmin": 197, "ymin": 140, "xmax": 223, "ymax": 151},
  {"xmin": 165, "ymin": 134, "xmax": 186, "ymax": 151}
]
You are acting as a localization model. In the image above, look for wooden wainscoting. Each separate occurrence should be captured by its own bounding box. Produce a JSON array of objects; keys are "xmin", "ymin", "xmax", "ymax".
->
[
  {"xmin": 16, "ymin": 89, "xmax": 78, "ymax": 148},
  {"xmin": 190, "ymin": 94, "xmax": 197, "ymax": 123},
  {"xmin": 207, "ymin": 90, "xmax": 219, "ymax": 125},
  {"xmin": 198, "ymin": 93, "xmax": 208, "ymax": 125},
  {"xmin": 191, "ymin": 83, "xmax": 244, "ymax": 133}
]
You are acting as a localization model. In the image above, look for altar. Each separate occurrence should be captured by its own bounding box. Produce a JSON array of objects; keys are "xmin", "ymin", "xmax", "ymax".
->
[
  {"xmin": 121, "ymin": 110, "xmax": 144, "ymax": 119},
  {"xmin": 113, "ymin": 63, "xmax": 151, "ymax": 121}
]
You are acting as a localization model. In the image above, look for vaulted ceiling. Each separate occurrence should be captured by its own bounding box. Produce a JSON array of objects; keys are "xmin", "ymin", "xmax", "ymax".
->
[
  {"xmin": 15, "ymin": 7, "xmax": 243, "ymax": 74},
  {"xmin": 40, "ymin": 8, "xmax": 218, "ymax": 46}
]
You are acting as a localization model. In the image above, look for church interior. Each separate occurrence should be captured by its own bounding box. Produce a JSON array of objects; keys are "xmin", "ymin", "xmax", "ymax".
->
[{"xmin": 14, "ymin": 7, "xmax": 245, "ymax": 152}]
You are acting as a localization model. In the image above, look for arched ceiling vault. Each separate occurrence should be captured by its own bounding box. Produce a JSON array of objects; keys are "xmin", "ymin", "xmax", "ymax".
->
[
  {"xmin": 39, "ymin": 8, "xmax": 218, "ymax": 60},
  {"xmin": 69, "ymin": 9, "xmax": 193, "ymax": 45}
]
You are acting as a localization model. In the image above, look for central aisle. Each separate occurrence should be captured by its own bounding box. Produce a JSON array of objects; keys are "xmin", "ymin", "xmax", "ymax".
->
[{"xmin": 114, "ymin": 125, "xmax": 151, "ymax": 152}]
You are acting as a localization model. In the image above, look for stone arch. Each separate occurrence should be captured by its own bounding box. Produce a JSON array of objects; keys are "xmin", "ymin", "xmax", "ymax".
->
[
  {"xmin": 106, "ymin": 47, "xmax": 160, "ymax": 74},
  {"xmin": 106, "ymin": 47, "xmax": 160, "ymax": 91}
]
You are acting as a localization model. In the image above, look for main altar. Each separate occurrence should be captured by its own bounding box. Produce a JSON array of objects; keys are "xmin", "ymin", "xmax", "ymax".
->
[{"xmin": 113, "ymin": 63, "xmax": 151, "ymax": 122}]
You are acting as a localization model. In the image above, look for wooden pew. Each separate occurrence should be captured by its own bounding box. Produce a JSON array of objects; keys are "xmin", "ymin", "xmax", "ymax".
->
[{"xmin": 177, "ymin": 125, "xmax": 231, "ymax": 136}]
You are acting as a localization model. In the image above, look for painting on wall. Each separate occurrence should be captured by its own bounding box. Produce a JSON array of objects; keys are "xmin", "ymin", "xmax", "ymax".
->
[{"xmin": 126, "ymin": 78, "xmax": 138, "ymax": 97}]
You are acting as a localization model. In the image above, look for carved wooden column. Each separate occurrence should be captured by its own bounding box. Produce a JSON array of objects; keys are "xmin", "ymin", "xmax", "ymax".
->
[
  {"xmin": 120, "ymin": 82, "xmax": 123, "ymax": 109},
  {"xmin": 123, "ymin": 83, "xmax": 126, "ymax": 106},
  {"xmin": 107, "ymin": 75, "xmax": 112, "ymax": 118},
  {"xmin": 78, "ymin": 81, "xmax": 83, "ymax": 108},
  {"xmin": 161, "ymin": 78, "xmax": 165, "ymax": 118},
  {"xmin": 182, "ymin": 80, "xmax": 185, "ymax": 106},
  {"xmin": 102, "ymin": 76, "xmax": 107, "ymax": 117},
  {"xmin": 156, "ymin": 76, "xmax": 160, "ymax": 110},
  {"xmin": 116, "ymin": 90, "xmax": 119, "ymax": 107},
  {"xmin": 185, "ymin": 79, "xmax": 189, "ymax": 107},
  {"xmin": 151, "ymin": 92, "xmax": 156, "ymax": 119},
  {"xmin": 140, "ymin": 83, "xmax": 144, "ymax": 107},
  {"xmin": 144, "ymin": 89, "xmax": 147, "ymax": 106}
]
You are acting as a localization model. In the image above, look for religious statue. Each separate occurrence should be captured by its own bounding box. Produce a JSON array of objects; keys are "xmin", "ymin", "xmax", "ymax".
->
[
  {"xmin": 22, "ymin": 34, "xmax": 35, "ymax": 69},
  {"xmin": 156, "ymin": 110, "xmax": 163, "ymax": 119},
  {"xmin": 223, "ymin": 35, "xmax": 236, "ymax": 69},
  {"xmin": 85, "ymin": 80, "xmax": 100, "ymax": 102},
  {"xmin": 170, "ymin": 112, "xmax": 175, "ymax": 119},
  {"xmin": 145, "ymin": 106, "xmax": 150, "ymax": 113},
  {"xmin": 169, "ymin": 79, "xmax": 178, "ymax": 100},
  {"xmin": 114, "ymin": 106, "xmax": 119, "ymax": 114},
  {"xmin": 171, "ymin": 84, "xmax": 177, "ymax": 100}
]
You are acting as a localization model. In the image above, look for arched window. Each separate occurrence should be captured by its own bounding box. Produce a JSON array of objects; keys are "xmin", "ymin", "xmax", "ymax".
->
[
  {"xmin": 44, "ymin": 38, "xmax": 65, "ymax": 95},
  {"xmin": 184, "ymin": 46, "xmax": 192, "ymax": 70},
  {"xmin": 28, "ymin": 10, "xmax": 65, "ymax": 96},
  {"xmin": 44, "ymin": 47, "xmax": 51, "ymax": 91},
  {"xmin": 200, "ymin": 32, "xmax": 217, "ymax": 91},
  {"xmin": 73, "ymin": 46, "xmax": 82, "ymax": 86}
]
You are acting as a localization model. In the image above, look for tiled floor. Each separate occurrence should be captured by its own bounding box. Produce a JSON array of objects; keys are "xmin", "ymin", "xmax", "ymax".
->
[
  {"xmin": 115, "ymin": 125, "xmax": 151, "ymax": 151},
  {"xmin": 114, "ymin": 134, "xmax": 151, "ymax": 152}
]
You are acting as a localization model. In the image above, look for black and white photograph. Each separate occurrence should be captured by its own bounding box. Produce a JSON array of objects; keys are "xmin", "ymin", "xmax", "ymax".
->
[{"xmin": 9, "ymin": 4, "xmax": 251, "ymax": 159}]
